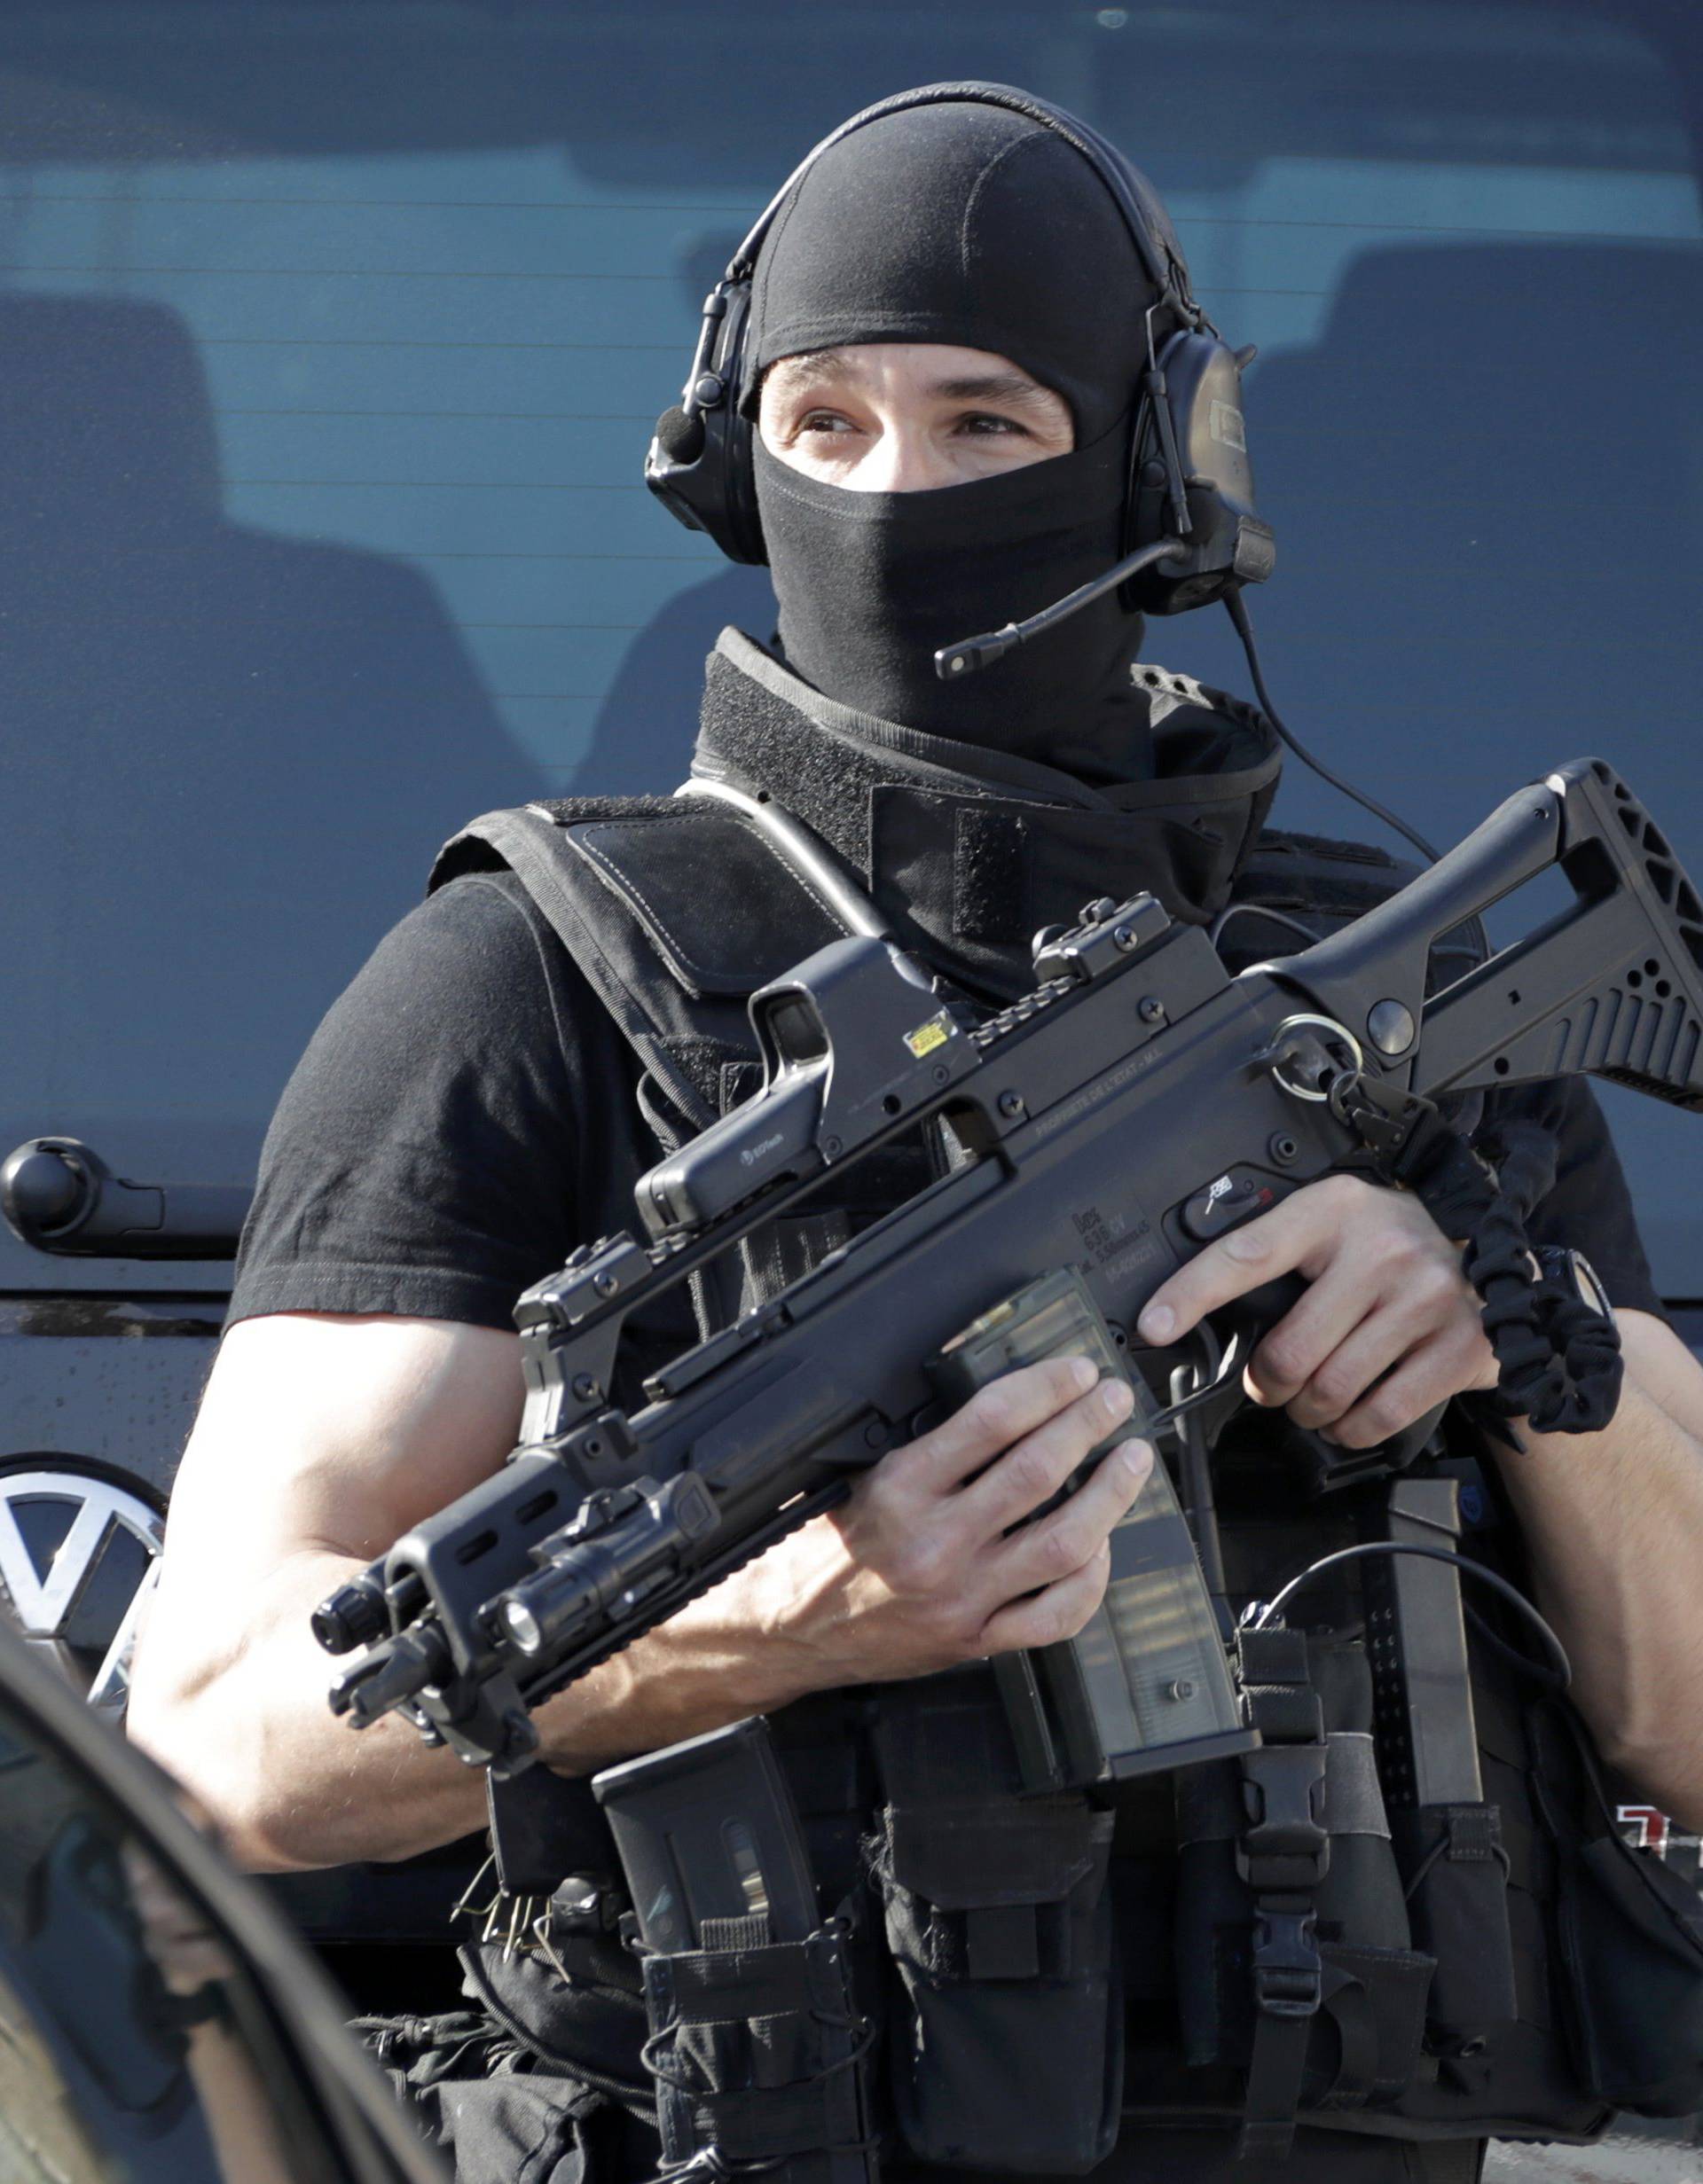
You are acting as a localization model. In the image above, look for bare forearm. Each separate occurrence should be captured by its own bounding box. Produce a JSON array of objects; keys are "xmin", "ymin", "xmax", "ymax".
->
[
  {"xmin": 130, "ymin": 1545, "xmax": 490, "ymax": 1870},
  {"xmin": 1496, "ymin": 1354, "xmax": 1703, "ymax": 1827},
  {"xmin": 132, "ymin": 1548, "xmax": 813, "ymax": 1870},
  {"xmin": 534, "ymin": 1566, "xmax": 822, "ymax": 1778}
]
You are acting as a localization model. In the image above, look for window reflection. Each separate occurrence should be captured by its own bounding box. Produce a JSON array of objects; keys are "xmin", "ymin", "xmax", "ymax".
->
[
  {"xmin": 3, "ymin": 1, "xmax": 1700, "ymax": 1290},
  {"xmin": 0, "ymin": 1710, "xmax": 345, "ymax": 2181},
  {"xmin": 0, "ymin": 1955, "xmax": 109, "ymax": 2182}
]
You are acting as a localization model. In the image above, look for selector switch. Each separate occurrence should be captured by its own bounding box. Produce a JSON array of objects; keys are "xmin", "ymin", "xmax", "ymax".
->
[{"xmin": 1179, "ymin": 1167, "xmax": 1278, "ymax": 1243}]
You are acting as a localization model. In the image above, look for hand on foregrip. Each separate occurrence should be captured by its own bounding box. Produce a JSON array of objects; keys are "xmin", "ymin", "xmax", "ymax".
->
[{"xmin": 746, "ymin": 1358, "xmax": 1153, "ymax": 1692}]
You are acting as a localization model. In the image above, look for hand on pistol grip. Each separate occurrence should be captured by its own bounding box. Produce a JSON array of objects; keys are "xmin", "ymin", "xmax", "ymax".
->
[{"xmin": 1206, "ymin": 1272, "xmax": 1308, "ymax": 1361}]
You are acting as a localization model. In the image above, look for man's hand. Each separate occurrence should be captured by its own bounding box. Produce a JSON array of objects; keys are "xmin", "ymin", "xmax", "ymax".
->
[
  {"xmin": 1137, "ymin": 1173, "xmax": 1497, "ymax": 1449},
  {"xmin": 700, "ymin": 1358, "xmax": 1153, "ymax": 1696}
]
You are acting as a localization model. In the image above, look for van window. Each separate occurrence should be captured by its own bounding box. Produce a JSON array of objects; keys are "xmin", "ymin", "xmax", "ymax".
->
[{"xmin": 3, "ymin": 3, "xmax": 1699, "ymax": 1290}]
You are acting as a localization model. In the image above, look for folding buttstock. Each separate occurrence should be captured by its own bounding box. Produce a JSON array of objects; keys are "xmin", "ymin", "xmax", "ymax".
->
[{"xmin": 1283, "ymin": 759, "xmax": 1703, "ymax": 1109}]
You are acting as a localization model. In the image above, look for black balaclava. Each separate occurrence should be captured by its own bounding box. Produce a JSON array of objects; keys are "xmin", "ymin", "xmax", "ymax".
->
[{"xmin": 746, "ymin": 97, "xmax": 1164, "ymax": 775}]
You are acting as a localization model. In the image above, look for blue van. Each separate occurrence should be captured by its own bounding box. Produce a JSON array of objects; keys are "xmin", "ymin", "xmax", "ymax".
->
[{"xmin": 1, "ymin": 0, "xmax": 1699, "ymax": 2101}]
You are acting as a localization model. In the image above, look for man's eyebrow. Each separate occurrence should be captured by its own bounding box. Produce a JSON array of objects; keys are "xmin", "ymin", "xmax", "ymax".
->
[
  {"xmin": 765, "ymin": 350, "xmax": 852, "ymax": 394},
  {"xmin": 925, "ymin": 371, "xmax": 1059, "ymax": 410},
  {"xmin": 765, "ymin": 355, "xmax": 1061, "ymax": 411}
]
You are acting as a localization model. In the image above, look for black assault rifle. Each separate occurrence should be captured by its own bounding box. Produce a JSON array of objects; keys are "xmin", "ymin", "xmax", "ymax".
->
[{"xmin": 314, "ymin": 759, "xmax": 1703, "ymax": 1789}]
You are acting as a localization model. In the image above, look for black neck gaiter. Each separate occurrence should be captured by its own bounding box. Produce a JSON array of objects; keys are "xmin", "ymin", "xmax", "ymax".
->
[
  {"xmin": 695, "ymin": 628, "xmax": 1283, "ymax": 1001},
  {"xmin": 754, "ymin": 419, "xmax": 1148, "ymax": 776}
]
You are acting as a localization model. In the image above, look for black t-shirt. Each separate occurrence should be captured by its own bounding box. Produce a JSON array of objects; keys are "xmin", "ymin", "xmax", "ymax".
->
[
  {"xmin": 232, "ymin": 868, "xmax": 640, "ymax": 1329},
  {"xmin": 230, "ymin": 866, "xmax": 1665, "ymax": 1334}
]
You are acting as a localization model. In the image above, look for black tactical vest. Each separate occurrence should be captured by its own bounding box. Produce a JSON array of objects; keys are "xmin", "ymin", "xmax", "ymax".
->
[{"xmin": 420, "ymin": 722, "xmax": 1703, "ymax": 2171}]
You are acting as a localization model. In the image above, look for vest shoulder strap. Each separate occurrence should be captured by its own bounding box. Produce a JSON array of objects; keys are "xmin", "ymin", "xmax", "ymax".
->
[{"xmin": 430, "ymin": 797, "xmax": 849, "ymax": 1127}]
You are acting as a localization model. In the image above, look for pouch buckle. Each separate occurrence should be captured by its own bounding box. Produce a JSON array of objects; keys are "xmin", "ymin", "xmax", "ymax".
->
[
  {"xmin": 1236, "ymin": 1742, "xmax": 1330, "ymax": 1892},
  {"xmin": 1251, "ymin": 1903, "xmax": 1323, "ymax": 2018}
]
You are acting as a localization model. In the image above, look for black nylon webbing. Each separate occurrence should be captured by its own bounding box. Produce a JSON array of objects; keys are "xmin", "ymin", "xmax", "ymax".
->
[
  {"xmin": 1236, "ymin": 1630, "xmax": 1330, "ymax": 2161},
  {"xmin": 668, "ymin": 1941, "xmax": 812, "ymax": 2022}
]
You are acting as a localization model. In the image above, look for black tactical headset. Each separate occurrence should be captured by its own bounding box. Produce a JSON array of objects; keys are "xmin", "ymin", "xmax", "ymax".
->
[{"xmin": 644, "ymin": 81, "xmax": 1275, "ymax": 618}]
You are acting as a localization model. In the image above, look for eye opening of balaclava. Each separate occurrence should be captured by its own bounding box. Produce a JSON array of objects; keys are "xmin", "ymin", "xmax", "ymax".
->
[{"xmin": 744, "ymin": 94, "xmax": 1170, "ymax": 774}]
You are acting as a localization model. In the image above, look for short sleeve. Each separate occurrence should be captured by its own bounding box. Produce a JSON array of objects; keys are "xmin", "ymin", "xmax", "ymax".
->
[
  {"xmin": 1483, "ymin": 1076, "xmax": 1666, "ymax": 1320},
  {"xmin": 228, "ymin": 871, "xmax": 616, "ymax": 1332}
]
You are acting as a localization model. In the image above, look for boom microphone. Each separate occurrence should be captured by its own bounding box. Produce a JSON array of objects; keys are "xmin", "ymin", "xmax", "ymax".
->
[{"xmin": 933, "ymin": 536, "xmax": 1186, "ymax": 679}]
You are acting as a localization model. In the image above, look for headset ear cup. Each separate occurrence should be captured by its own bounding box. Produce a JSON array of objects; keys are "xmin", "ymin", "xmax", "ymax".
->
[
  {"xmin": 1119, "ymin": 392, "xmax": 1171, "ymax": 613},
  {"xmin": 726, "ymin": 406, "xmax": 766, "ymax": 567},
  {"xmin": 710, "ymin": 281, "xmax": 765, "ymax": 564},
  {"xmin": 642, "ymin": 280, "xmax": 767, "ymax": 566},
  {"xmin": 643, "ymin": 403, "xmax": 767, "ymax": 564},
  {"xmin": 702, "ymin": 395, "xmax": 767, "ymax": 566},
  {"xmin": 1119, "ymin": 328, "xmax": 1273, "ymax": 615}
]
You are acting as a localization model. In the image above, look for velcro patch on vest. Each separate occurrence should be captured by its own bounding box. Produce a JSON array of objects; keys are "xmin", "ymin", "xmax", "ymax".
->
[
  {"xmin": 566, "ymin": 807, "xmax": 846, "ymax": 997},
  {"xmin": 954, "ymin": 806, "xmax": 1030, "ymax": 942}
]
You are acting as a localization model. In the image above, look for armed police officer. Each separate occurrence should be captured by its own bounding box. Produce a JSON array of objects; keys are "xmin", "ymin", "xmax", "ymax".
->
[{"xmin": 131, "ymin": 86, "xmax": 1703, "ymax": 2184}]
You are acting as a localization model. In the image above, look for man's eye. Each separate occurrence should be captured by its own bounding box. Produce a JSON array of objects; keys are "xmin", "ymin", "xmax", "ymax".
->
[
  {"xmin": 796, "ymin": 411, "xmax": 858, "ymax": 437},
  {"xmin": 957, "ymin": 412, "xmax": 1028, "ymax": 438}
]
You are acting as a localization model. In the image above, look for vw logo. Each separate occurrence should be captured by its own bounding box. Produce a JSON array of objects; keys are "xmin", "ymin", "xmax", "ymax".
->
[{"xmin": 0, "ymin": 1467, "xmax": 164, "ymax": 1718}]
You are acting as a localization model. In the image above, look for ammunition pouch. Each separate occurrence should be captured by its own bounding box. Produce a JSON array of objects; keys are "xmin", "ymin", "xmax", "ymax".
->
[
  {"xmin": 641, "ymin": 1918, "xmax": 875, "ymax": 2184},
  {"xmin": 360, "ymin": 1991, "xmax": 637, "ymax": 2184},
  {"xmin": 870, "ymin": 1677, "xmax": 1122, "ymax": 2174},
  {"xmin": 1391, "ymin": 1802, "xmax": 1517, "ymax": 2050}
]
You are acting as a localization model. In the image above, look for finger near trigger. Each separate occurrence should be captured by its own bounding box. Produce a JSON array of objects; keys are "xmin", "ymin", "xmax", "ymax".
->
[
  {"xmin": 1245, "ymin": 1258, "xmax": 1382, "ymax": 1409},
  {"xmin": 1327, "ymin": 1335, "xmax": 1460, "ymax": 1450},
  {"xmin": 1138, "ymin": 1196, "xmax": 1312, "ymax": 1345}
]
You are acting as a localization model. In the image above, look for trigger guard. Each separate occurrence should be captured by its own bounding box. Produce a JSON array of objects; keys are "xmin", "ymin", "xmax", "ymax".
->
[{"xmin": 1213, "ymin": 1274, "xmax": 1309, "ymax": 1356}]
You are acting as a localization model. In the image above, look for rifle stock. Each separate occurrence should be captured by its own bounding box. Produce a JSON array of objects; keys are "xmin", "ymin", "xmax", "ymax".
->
[{"xmin": 1281, "ymin": 759, "xmax": 1703, "ymax": 1108}]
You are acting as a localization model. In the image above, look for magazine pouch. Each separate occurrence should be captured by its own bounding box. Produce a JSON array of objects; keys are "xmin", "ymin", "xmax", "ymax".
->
[
  {"xmin": 359, "ymin": 2000, "xmax": 627, "ymax": 2184},
  {"xmin": 1390, "ymin": 1802, "xmax": 1518, "ymax": 2047},
  {"xmin": 1174, "ymin": 1632, "xmax": 1435, "ymax": 2159},
  {"xmin": 1174, "ymin": 1735, "xmax": 1434, "ymax": 2096},
  {"xmin": 869, "ymin": 1674, "xmax": 1121, "ymax": 2173},
  {"xmin": 641, "ymin": 1918, "xmax": 877, "ymax": 2184}
]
